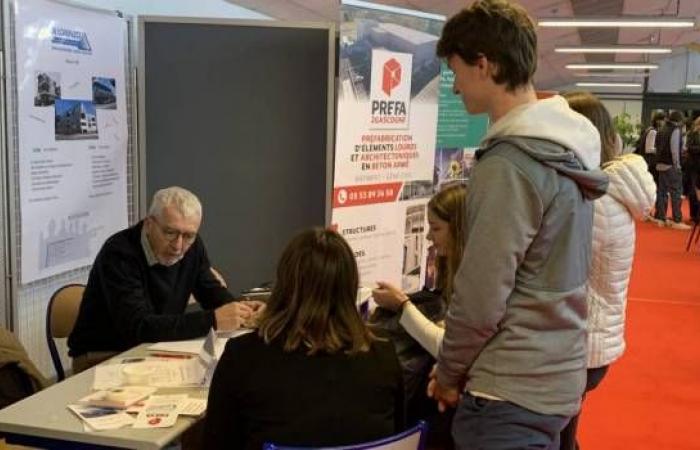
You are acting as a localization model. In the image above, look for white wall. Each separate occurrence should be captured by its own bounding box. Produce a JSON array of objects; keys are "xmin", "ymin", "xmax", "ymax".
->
[
  {"xmin": 73, "ymin": 0, "xmax": 269, "ymax": 19},
  {"xmin": 601, "ymin": 98, "xmax": 643, "ymax": 125},
  {"xmin": 648, "ymin": 50, "xmax": 700, "ymax": 93}
]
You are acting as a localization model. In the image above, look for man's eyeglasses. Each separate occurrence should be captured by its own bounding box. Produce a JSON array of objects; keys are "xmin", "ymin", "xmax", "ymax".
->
[{"xmin": 151, "ymin": 217, "xmax": 197, "ymax": 244}]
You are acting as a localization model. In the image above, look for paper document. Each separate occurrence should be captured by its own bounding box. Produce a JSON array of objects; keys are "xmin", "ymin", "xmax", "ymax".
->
[
  {"xmin": 147, "ymin": 328, "xmax": 253, "ymax": 359},
  {"xmin": 126, "ymin": 396, "xmax": 206, "ymax": 416},
  {"xmin": 79, "ymin": 386, "xmax": 157, "ymax": 409},
  {"xmin": 133, "ymin": 395, "xmax": 187, "ymax": 429},
  {"xmin": 93, "ymin": 359, "xmax": 206, "ymax": 390},
  {"xmin": 179, "ymin": 398, "xmax": 207, "ymax": 416},
  {"xmin": 67, "ymin": 404, "xmax": 135, "ymax": 431}
]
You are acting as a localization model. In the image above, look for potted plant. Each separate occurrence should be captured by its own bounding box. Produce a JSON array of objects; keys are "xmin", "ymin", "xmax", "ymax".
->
[{"xmin": 612, "ymin": 112, "xmax": 642, "ymax": 152}]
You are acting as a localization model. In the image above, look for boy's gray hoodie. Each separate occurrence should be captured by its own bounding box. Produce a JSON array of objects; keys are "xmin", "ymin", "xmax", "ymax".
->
[{"xmin": 436, "ymin": 96, "xmax": 609, "ymax": 416}]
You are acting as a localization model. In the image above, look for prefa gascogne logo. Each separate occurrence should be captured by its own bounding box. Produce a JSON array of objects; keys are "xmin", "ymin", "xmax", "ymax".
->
[
  {"xmin": 382, "ymin": 58, "xmax": 402, "ymax": 96},
  {"xmin": 369, "ymin": 50, "xmax": 412, "ymax": 129}
]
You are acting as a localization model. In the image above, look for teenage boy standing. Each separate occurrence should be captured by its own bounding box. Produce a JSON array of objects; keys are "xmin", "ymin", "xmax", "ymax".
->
[{"xmin": 428, "ymin": 1, "xmax": 609, "ymax": 448}]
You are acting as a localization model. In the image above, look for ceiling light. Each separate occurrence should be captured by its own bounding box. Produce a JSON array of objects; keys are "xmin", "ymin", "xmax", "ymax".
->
[
  {"xmin": 555, "ymin": 46, "xmax": 671, "ymax": 54},
  {"xmin": 573, "ymin": 72, "xmax": 646, "ymax": 78},
  {"xmin": 566, "ymin": 63, "xmax": 659, "ymax": 70},
  {"xmin": 576, "ymin": 82, "xmax": 642, "ymax": 88},
  {"xmin": 539, "ymin": 17, "xmax": 695, "ymax": 28},
  {"xmin": 687, "ymin": 84, "xmax": 700, "ymax": 89}
]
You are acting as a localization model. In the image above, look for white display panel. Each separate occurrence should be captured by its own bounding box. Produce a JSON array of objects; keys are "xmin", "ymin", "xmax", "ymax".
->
[{"xmin": 14, "ymin": 0, "xmax": 128, "ymax": 283}]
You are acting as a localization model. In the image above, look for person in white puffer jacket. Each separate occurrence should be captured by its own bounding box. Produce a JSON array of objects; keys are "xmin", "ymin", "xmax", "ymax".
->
[{"xmin": 561, "ymin": 91, "xmax": 656, "ymax": 450}]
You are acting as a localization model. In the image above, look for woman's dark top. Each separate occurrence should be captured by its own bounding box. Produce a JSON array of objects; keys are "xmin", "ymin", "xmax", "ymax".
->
[{"xmin": 203, "ymin": 332, "xmax": 405, "ymax": 450}]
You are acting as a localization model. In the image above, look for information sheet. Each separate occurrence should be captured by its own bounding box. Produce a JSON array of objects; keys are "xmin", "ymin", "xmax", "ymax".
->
[{"xmin": 14, "ymin": 0, "xmax": 128, "ymax": 283}]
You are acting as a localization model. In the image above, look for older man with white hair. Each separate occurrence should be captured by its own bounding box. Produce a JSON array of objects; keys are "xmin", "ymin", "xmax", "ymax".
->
[{"xmin": 69, "ymin": 186, "xmax": 255, "ymax": 373}]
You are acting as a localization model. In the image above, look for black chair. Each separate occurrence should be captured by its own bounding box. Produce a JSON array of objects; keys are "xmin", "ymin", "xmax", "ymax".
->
[
  {"xmin": 262, "ymin": 421, "xmax": 428, "ymax": 450},
  {"xmin": 46, "ymin": 284, "xmax": 85, "ymax": 381}
]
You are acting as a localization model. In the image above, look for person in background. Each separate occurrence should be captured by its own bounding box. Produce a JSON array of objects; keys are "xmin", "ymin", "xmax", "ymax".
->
[
  {"xmin": 653, "ymin": 111, "xmax": 690, "ymax": 229},
  {"xmin": 428, "ymin": 1, "xmax": 609, "ymax": 449},
  {"xmin": 560, "ymin": 91, "xmax": 656, "ymax": 450},
  {"xmin": 640, "ymin": 112, "xmax": 666, "ymax": 186},
  {"xmin": 204, "ymin": 228, "xmax": 404, "ymax": 450},
  {"xmin": 69, "ymin": 186, "xmax": 257, "ymax": 373},
  {"xmin": 683, "ymin": 117, "xmax": 700, "ymax": 223},
  {"xmin": 372, "ymin": 184, "xmax": 467, "ymax": 358},
  {"xmin": 0, "ymin": 326, "xmax": 47, "ymax": 410},
  {"xmin": 371, "ymin": 184, "xmax": 466, "ymax": 449}
]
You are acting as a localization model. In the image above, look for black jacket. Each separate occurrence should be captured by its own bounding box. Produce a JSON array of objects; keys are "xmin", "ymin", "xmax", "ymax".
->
[
  {"xmin": 655, "ymin": 121, "xmax": 682, "ymax": 166},
  {"xmin": 204, "ymin": 333, "xmax": 405, "ymax": 450},
  {"xmin": 68, "ymin": 221, "xmax": 233, "ymax": 356}
]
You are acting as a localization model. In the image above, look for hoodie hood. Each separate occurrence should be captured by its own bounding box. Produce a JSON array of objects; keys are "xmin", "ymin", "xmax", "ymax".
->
[
  {"xmin": 483, "ymin": 95, "xmax": 602, "ymax": 169},
  {"xmin": 602, "ymin": 153, "xmax": 656, "ymax": 219},
  {"xmin": 478, "ymin": 136, "xmax": 609, "ymax": 200}
]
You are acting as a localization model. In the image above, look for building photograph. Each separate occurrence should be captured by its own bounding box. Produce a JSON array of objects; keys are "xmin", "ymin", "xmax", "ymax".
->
[
  {"xmin": 54, "ymin": 99, "xmax": 98, "ymax": 140},
  {"xmin": 92, "ymin": 77, "xmax": 116, "ymax": 109},
  {"xmin": 34, "ymin": 71, "xmax": 61, "ymax": 107}
]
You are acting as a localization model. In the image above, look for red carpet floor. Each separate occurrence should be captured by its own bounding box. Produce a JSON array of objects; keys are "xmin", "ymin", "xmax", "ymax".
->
[{"xmin": 578, "ymin": 217, "xmax": 700, "ymax": 450}]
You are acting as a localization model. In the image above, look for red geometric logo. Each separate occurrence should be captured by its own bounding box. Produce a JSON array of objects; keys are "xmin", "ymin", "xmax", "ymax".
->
[{"xmin": 382, "ymin": 58, "xmax": 401, "ymax": 96}]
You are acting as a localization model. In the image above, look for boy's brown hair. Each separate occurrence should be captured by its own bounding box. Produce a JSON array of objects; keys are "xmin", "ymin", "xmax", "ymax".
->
[{"xmin": 437, "ymin": 0, "xmax": 537, "ymax": 91}]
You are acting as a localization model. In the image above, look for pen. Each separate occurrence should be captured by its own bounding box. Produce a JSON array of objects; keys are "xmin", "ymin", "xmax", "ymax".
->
[{"xmin": 149, "ymin": 352, "xmax": 193, "ymax": 359}]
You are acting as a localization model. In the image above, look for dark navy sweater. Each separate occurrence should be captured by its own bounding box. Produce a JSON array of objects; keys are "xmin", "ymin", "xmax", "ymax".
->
[{"xmin": 68, "ymin": 221, "xmax": 232, "ymax": 356}]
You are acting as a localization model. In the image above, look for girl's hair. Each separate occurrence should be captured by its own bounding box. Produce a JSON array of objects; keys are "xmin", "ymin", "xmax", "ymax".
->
[
  {"xmin": 258, "ymin": 228, "xmax": 374, "ymax": 355},
  {"xmin": 428, "ymin": 184, "xmax": 468, "ymax": 300},
  {"xmin": 563, "ymin": 91, "xmax": 618, "ymax": 164}
]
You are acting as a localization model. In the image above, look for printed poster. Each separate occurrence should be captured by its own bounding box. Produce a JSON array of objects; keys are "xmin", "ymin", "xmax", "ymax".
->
[
  {"xmin": 334, "ymin": 1, "xmax": 444, "ymax": 291},
  {"xmin": 14, "ymin": 0, "xmax": 128, "ymax": 283},
  {"xmin": 434, "ymin": 62, "xmax": 489, "ymax": 188}
]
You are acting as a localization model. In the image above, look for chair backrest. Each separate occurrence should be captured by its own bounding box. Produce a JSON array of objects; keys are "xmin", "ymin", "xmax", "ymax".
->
[
  {"xmin": 46, "ymin": 284, "xmax": 85, "ymax": 381},
  {"xmin": 262, "ymin": 421, "xmax": 428, "ymax": 450}
]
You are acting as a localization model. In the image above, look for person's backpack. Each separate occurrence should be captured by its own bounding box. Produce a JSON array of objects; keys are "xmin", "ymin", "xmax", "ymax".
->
[
  {"xmin": 687, "ymin": 130, "xmax": 700, "ymax": 157},
  {"xmin": 367, "ymin": 288, "xmax": 446, "ymax": 409},
  {"xmin": 635, "ymin": 126, "xmax": 653, "ymax": 155}
]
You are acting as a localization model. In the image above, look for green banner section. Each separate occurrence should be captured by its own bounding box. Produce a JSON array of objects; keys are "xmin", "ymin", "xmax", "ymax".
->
[{"xmin": 436, "ymin": 62, "xmax": 489, "ymax": 148}]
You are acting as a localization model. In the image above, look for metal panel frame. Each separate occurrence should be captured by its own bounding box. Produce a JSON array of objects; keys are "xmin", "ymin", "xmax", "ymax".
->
[
  {"xmin": 0, "ymin": 0, "xmax": 10, "ymax": 328},
  {"xmin": 136, "ymin": 16, "xmax": 336, "ymax": 224},
  {"xmin": 0, "ymin": 0, "xmax": 138, "ymax": 375}
]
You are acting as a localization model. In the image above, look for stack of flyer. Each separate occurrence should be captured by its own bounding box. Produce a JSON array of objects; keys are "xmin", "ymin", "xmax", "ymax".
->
[{"xmin": 67, "ymin": 390, "xmax": 207, "ymax": 431}]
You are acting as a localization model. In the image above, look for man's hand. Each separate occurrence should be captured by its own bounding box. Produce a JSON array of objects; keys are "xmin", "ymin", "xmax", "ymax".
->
[
  {"xmin": 214, "ymin": 302, "xmax": 253, "ymax": 331},
  {"xmin": 427, "ymin": 366, "xmax": 461, "ymax": 412},
  {"xmin": 240, "ymin": 299, "xmax": 266, "ymax": 328},
  {"xmin": 372, "ymin": 281, "xmax": 409, "ymax": 312}
]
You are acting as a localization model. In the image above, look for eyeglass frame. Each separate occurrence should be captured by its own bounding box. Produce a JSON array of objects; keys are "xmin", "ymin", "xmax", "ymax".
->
[{"xmin": 149, "ymin": 215, "xmax": 198, "ymax": 245}]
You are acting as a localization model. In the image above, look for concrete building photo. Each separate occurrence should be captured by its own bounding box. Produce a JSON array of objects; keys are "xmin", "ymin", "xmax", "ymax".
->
[
  {"xmin": 54, "ymin": 99, "xmax": 98, "ymax": 140},
  {"xmin": 92, "ymin": 77, "xmax": 116, "ymax": 109},
  {"xmin": 34, "ymin": 71, "xmax": 61, "ymax": 107}
]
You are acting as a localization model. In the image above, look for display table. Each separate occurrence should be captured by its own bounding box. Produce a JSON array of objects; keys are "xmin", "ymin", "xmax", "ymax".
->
[{"xmin": 0, "ymin": 344, "xmax": 207, "ymax": 449}]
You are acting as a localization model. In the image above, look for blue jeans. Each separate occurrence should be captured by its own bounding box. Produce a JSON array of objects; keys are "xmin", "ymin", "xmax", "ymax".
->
[
  {"xmin": 452, "ymin": 393, "xmax": 570, "ymax": 450},
  {"xmin": 655, "ymin": 168, "xmax": 683, "ymax": 223},
  {"xmin": 558, "ymin": 366, "xmax": 610, "ymax": 450}
]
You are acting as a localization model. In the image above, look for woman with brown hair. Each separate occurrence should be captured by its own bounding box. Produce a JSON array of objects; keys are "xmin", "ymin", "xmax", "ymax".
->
[
  {"xmin": 560, "ymin": 91, "xmax": 655, "ymax": 450},
  {"xmin": 370, "ymin": 184, "xmax": 466, "ymax": 449},
  {"xmin": 204, "ymin": 228, "xmax": 404, "ymax": 450},
  {"xmin": 372, "ymin": 183, "xmax": 467, "ymax": 357}
]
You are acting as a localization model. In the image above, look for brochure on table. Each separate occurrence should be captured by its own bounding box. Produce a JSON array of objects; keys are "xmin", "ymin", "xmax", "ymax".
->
[{"xmin": 13, "ymin": 0, "xmax": 128, "ymax": 283}]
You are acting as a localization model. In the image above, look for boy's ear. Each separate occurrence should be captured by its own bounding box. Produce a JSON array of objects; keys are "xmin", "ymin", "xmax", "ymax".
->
[{"xmin": 484, "ymin": 59, "xmax": 500, "ymax": 80}]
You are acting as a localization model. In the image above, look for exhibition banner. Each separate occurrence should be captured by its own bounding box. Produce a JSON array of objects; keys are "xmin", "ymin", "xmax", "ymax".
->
[
  {"xmin": 433, "ymin": 62, "xmax": 489, "ymax": 188},
  {"xmin": 14, "ymin": 0, "xmax": 129, "ymax": 283},
  {"xmin": 334, "ymin": 1, "xmax": 444, "ymax": 291}
]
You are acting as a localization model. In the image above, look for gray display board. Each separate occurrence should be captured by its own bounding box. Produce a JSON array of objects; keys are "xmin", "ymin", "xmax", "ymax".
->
[{"xmin": 139, "ymin": 18, "xmax": 334, "ymax": 295}]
